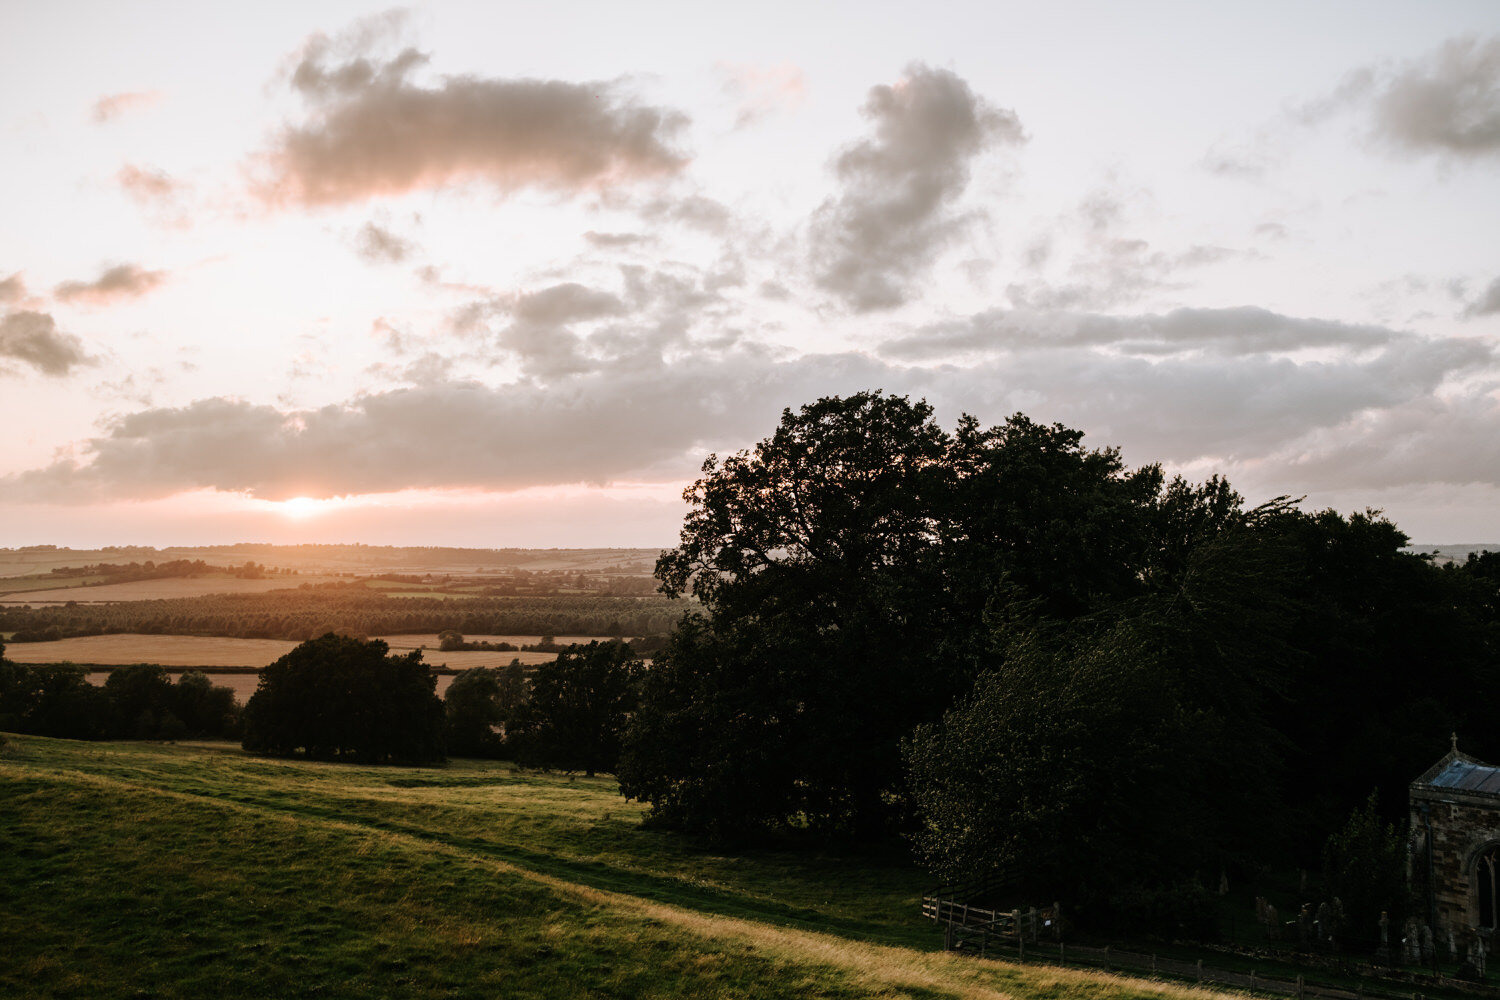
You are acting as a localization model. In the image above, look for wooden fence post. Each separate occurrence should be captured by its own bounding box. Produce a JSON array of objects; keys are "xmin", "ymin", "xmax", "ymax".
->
[
  {"xmin": 1296, "ymin": 974, "xmax": 1304, "ymax": 999},
  {"xmin": 1104, "ymin": 946, "xmax": 1110, "ymax": 971},
  {"xmin": 1196, "ymin": 959, "xmax": 1203, "ymax": 982}
]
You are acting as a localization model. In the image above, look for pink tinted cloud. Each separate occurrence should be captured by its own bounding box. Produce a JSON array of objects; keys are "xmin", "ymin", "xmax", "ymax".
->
[
  {"xmin": 254, "ymin": 36, "xmax": 689, "ymax": 207},
  {"xmin": 54, "ymin": 264, "xmax": 167, "ymax": 305},
  {"xmin": 91, "ymin": 90, "xmax": 163, "ymax": 123}
]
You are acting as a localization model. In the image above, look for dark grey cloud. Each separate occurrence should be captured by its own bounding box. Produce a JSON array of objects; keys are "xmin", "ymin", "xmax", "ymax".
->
[
  {"xmin": 883, "ymin": 305, "xmax": 1405, "ymax": 360},
  {"xmin": 0, "ymin": 272, "xmax": 25, "ymax": 304},
  {"xmin": 1, "ymin": 349, "xmax": 900, "ymax": 502},
  {"xmin": 91, "ymin": 90, "xmax": 161, "ymax": 123},
  {"xmin": 54, "ymin": 264, "xmax": 167, "ymax": 305},
  {"xmin": 810, "ymin": 64, "xmax": 1025, "ymax": 311},
  {"xmin": 0, "ymin": 310, "xmax": 93, "ymax": 376},
  {"xmin": 1298, "ymin": 36, "xmax": 1500, "ymax": 159},
  {"xmin": 1374, "ymin": 35, "xmax": 1500, "ymax": 157},
  {"xmin": 10, "ymin": 295, "xmax": 1497, "ymax": 502},
  {"xmin": 256, "ymin": 24, "xmax": 689, "ymax": 207},
  {"xmin": 1462, "ymin": 276, "xmax": 1500, "ymax": 317},
  {"xmin": 354, "ymin": 221, "xmax": 416, "ymax": 263},
  {"xmin": 1277, "ymin": 393, "xmax": 1500, "ymax": 492},
  {"xmin": 875, "ymin": 306, "xmax": 1497, "ymax": 478}
]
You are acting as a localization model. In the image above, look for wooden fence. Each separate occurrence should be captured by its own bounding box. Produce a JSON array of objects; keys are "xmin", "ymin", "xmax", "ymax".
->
[{"xmin": 922, "ymin": 894, "xmax": 1491, "ymax": 1000}]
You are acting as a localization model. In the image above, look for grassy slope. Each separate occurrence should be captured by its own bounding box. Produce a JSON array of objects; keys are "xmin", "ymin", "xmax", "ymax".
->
[{"xmin": 0, "ymin": 737, "xmax": 1229, "ymax": 1000}]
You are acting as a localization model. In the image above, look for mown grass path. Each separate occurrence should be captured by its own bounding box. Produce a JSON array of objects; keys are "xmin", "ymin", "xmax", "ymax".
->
[{"xmin": 1, "ymin": 737, "xmax": 1232, "ymax": 1000}]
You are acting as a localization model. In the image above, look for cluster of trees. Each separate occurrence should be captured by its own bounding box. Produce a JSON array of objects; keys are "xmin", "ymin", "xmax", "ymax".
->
[
  {"xmin": 237, "ymin": 634, "xmax": 643, "ymax": 775},
  {"xmin": 442, "ymin": 642, "xmax": 643, "ymax": 776},
  {"xmin": 241, "ymin": 633, "xmax": 445, "ymax": 764},
  {"xmin": 613, "ymin": 393, "xmax": 1499, "ymax": 933},
  {"xmin": 0, "ymin": 593, "xmax": 686, "ymax": 644},
  {"xmin": 0, "ymin": 643, "xmax": 238, "ymax": 741}
]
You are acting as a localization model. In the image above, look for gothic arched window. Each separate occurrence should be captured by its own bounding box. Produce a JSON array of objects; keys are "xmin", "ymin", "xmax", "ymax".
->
[{"xmin": 1478, "ymin": 847, "xmax": 1500, "ymax": 930}]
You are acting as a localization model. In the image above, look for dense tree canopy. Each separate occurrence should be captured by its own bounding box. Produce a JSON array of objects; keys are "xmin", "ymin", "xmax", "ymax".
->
[
  {"xmin": 242, "ymin": 633, "xmax": 445, "ymax": 764},
  {"xmin": 444, "ymin": 661, "xmax": 526, "ymax": 758},
  {"xmin": 0, "ymin": 652, "xmax": 238, "ymax": 742},
  {"xmin": 621, "ymin": 390, "xmax": 1499, "ymax": 924},
  {"xmin": 622, "ymin": 392, "xmax": 1191, "ymax": 838},
  {"xmin": 513, "ymin": 640, "xmax": 642, "ymax": 776}
]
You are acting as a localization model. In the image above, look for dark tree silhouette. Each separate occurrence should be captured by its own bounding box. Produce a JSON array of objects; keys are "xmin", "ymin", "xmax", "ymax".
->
[
  {"xmin": 514, "ymin": 641, "xmax": 640, "ymax": 776},
  {"xmin": 242, "ymin": 633, "xmax": 444, "ymax": 764}
]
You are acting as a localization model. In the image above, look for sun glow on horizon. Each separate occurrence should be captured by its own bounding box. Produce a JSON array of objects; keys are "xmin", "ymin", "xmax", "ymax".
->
[{"xmin": 277, "ymin": 496, "xmax": 335, "ymax": 520}]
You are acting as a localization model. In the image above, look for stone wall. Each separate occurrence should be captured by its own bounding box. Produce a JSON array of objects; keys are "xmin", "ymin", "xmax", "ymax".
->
[{"xmin": 1410, "ymin": 790, "xmax": 1500, "ymax": 946}]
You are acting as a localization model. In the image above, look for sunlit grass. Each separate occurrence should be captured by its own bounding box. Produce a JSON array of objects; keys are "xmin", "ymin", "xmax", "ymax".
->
[{"xmin": 1, "ymin": 735, "xmax": 1239, "ymax": 1000}]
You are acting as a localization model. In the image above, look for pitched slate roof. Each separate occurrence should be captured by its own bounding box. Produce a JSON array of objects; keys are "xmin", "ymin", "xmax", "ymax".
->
[{"xmin": 1412, "ymin": 745, "xmax": 1500, "ymax": 800}]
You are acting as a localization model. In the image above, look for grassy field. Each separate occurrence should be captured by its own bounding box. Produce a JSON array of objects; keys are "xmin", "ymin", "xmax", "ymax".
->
[{"xmin": 0, "ymin": 736, "xmax": 1228, "ymax": 1000}]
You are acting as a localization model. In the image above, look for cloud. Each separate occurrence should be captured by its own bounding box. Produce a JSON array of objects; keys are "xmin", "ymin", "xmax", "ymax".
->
[
  {"xmin": 1002, "ymin": 188, "xmax": 1241, "ymax": 312},
  {"xmin": 584, "ymin": 230, "xmax": 648, "ymax": 248},
  {"xmin": 255, "ymin": 22, "xmax": 689, "ymax": 207},
  {"xmin": 1373, "ymin": 35, "xmax": 1500, "ymax": 157},
  {"xmin": 881, "ymin": 306, "xmax": 1404, "ymax": 361},
  {"xmin": 0, "ymin": 349, "xmax": 897, "ymax": 502},
  {"xmin": 354, "ymin": 221, "xmax": 416, "ymax": 263},
  {"xmin": 1299, "ymin": 36, "xmax": 1500, "ymax": 160},
  {"xmin": 91, "ymin": 90, "xmax": 162, "ymax": 123},
  {"xmin": 1463, "ymin": 276, "xmax": 1500, "ymax": 317},
  {"xmin": 718, "ymin": 60, "xmax": 807, "ymax": 128},
  {"xmin": 0, "ymin": 272, "xmax": 25, "ymax": 304},
  {"xmin": 53, "ymin": 264, "xmax": 167, "ymax": 305},
  {"xmin": 115, "ymin": 164, "xmax": 193, "ymax": 227},
  {"xmin": 116, "ymin": 164, "xmax": 188, "ymax": 205},
  {"xmin": 0, "ymin": 310, "xmax": 93, "ymax": 376},
  {"xmin": 12, "ymin": 294, "xmax": 1497, "ymax": 503},
  {"xmin": 634, "ymin": 194, "xmax": 734, "ymax": 234},
  {"xmin": 1275, "ymin": 393, "xmax": 1500, "ymax": 492},
  {"xmin": 810, "ymin": 64, "xmax": 1025, "ymax": 311}
]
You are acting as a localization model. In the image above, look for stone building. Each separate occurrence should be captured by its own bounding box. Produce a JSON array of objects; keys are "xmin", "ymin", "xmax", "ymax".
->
[{"xmin": 1409, "ymin": 741, "xmax": 1500, "ymax": 954}]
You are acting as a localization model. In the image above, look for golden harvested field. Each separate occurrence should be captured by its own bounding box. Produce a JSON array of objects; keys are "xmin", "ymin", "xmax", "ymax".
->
[
  {"xmin": 3, "ymin": 634, "xmax": 302, "ymax": 667},
  {"xmin": 0, "ymin": 575, "xmax": 339, "ymax": 605},
  {"xmin": 2, "ymin": 633, "xmax": 575, "ymax": 671}
]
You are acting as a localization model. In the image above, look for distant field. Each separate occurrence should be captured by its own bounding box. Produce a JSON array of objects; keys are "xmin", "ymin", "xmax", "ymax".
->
[
  {"xmin": 0, "ymin": 736, "xmax": 1218, "ymax": 1000},
  {"xmin": 378, "ymin": 633, "xmax": 611, "ymax": 652},
  {"xmin": 0, "ymin": 575, "xmax": 339, "ymax": 605},
  {"xmin": 3, "ymin": 633, "xmax": 585, "ymax": 670},
  {"xmin": 0, "ymin": 545, "xmax": 662, "ymax": 580},
  {"xmin": 3, "ymin": 634, "xmax": 301, "ymax": 667}
]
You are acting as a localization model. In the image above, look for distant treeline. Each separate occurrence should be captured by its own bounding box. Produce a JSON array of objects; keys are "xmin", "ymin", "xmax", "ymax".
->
[
  {"xmin": 0, "ymin": 656, "xmax": 238, "ymax": 741},
  {"xmin": 42, "ymin": 559, "xmax": 287, "ymax": 583},
  {"xmin": 0, "ymin": 592, "xmax": 690, "ymax": 643}
]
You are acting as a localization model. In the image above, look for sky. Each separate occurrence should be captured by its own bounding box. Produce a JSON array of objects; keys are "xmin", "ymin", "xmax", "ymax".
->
[{"xmin": 2, "ymin": 0, "xmax": 1499, "ymax": 548}]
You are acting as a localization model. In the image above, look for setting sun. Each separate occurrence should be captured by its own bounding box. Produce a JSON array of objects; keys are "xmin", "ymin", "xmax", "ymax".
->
[{"xmin": 277, "ymin": 496, "xmax": 328, "ymax": 519}]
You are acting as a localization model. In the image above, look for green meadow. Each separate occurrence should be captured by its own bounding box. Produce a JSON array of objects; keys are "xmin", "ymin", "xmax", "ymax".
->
[{"xmin": 0, "ymin": 735, "xmax": 1229, "ymax": 1000}]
